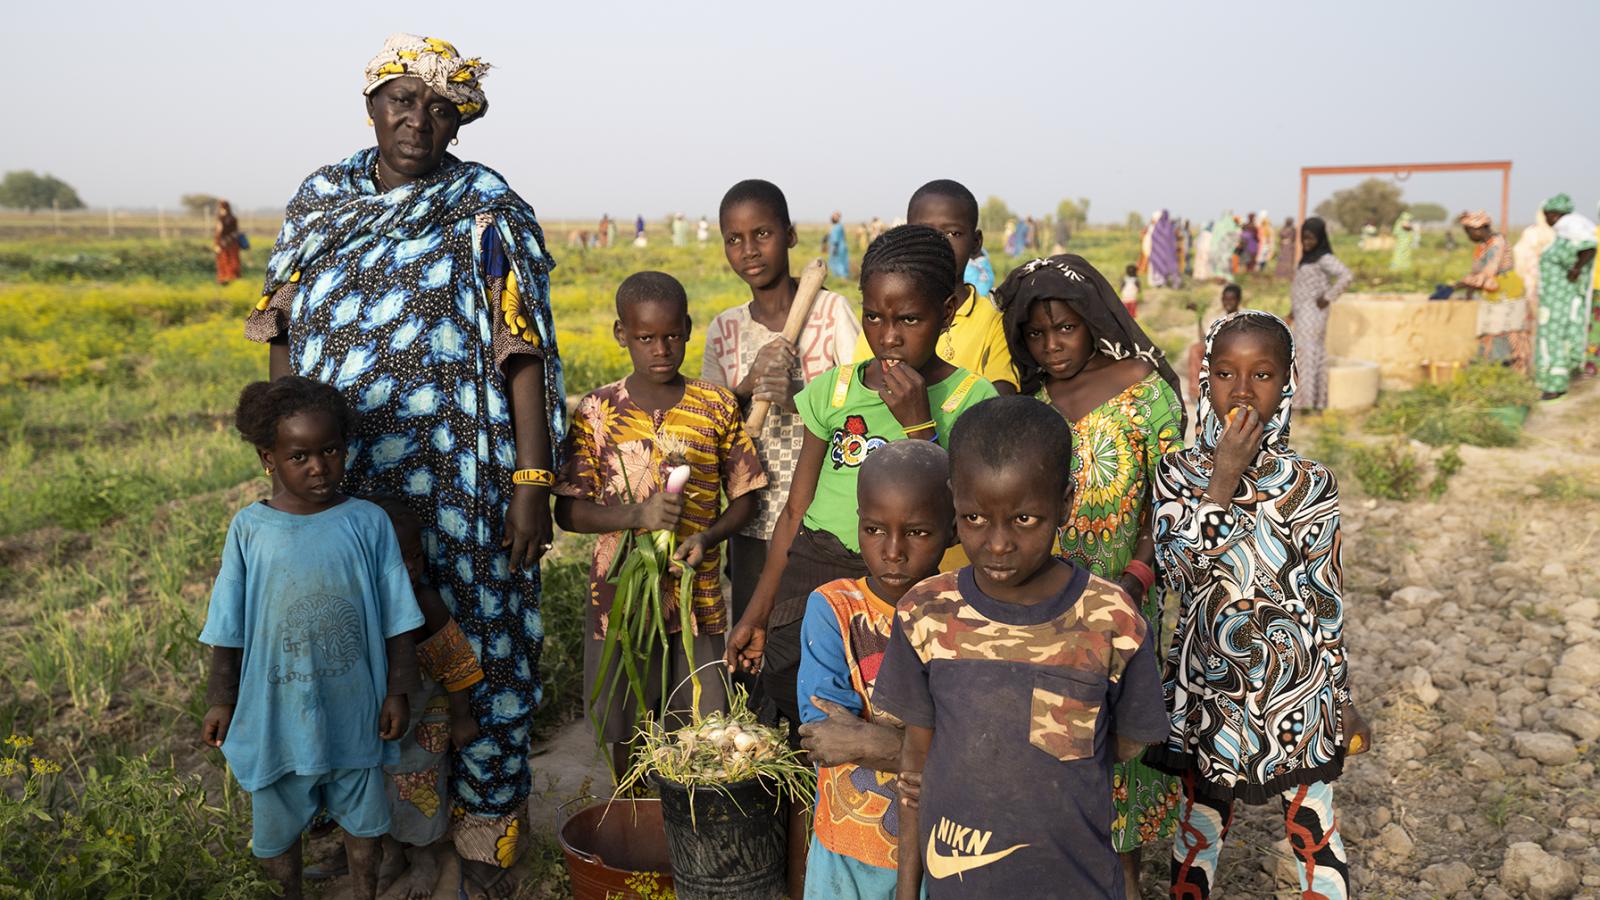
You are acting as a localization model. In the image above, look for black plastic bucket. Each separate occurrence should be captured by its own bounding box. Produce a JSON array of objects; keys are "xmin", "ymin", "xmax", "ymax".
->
[{"xmin": 653, "ymin": 775, "xmax": 787, "ymax": 899}]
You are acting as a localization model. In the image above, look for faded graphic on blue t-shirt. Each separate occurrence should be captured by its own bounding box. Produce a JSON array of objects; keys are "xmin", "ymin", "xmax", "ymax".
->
[{"xmin": 200, "ymin": 498, "xmax": 423, "ymax": 791}]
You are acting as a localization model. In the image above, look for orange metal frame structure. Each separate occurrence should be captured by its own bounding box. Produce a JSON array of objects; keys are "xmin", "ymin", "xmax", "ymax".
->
[{"xmin": 1296, "ymin": 160, "xmax": 1512, "ymax": 258}]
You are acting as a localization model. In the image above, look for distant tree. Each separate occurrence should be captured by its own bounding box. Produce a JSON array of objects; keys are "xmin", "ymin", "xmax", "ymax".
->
[
  {"xmin": 1124, "ymin": 211, "xmax": 1145, "ymax": 232},
  {"xmin": 0, "ymin": 171, "xmax": 85, "ymax": 212},
  {"xmin": 1406, "ymin": 202, "xmax": 1448, "ymax": 225},
  {"xmin": 979, "ymin": 196, "xmax": 1015, "ymax": 236},
  {"xmin": 1056, "ymin": 197, "xmax": 1090, "ymax": 230},
  {"xmin": 1314, "ymin": 178, "xmax": 1405, "ymax": 232},
  {"xmin": 181, "ymin": 193, "xmax": 221, "ymax": 218}
]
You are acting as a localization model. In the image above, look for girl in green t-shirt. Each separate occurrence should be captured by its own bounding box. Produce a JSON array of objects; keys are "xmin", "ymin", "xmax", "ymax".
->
[{"xmin": 724, "ymin": 225, "xmax": 997, "ymax": 711}]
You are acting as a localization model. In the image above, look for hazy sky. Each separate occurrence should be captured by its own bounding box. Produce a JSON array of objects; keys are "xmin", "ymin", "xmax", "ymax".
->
[{"xmin": 9, "ymin": 0, "xmax": 1598, "ymax": 225}]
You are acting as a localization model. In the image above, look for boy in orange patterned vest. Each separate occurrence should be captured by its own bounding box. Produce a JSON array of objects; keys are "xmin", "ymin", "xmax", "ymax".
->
[{"xmin": 796, "ymin": 440, "xmax": 954, "ymax": 898}]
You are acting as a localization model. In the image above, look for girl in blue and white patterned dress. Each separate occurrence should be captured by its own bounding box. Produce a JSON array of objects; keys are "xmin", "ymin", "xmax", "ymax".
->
[{"xmin": 1145, "ymin": 310, "xmax": 1370, "ymax": 900}]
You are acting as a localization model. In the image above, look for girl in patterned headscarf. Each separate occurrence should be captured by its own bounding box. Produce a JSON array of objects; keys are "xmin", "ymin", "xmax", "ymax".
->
[
  {"xmin": 997, "ymin": 254, "xmax": 1185, "ymax": 897},
  {"xmin": 1148, "ymin": 310, "xmax": 1370, "ymax": 900},
  {"xmin": 247, "ymin": 33, "xmax": 562, "ymax": 898}
]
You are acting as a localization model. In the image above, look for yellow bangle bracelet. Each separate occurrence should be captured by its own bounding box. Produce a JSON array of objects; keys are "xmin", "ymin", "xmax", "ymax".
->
[
  {"xmin": 902, "ymin": 420, "xmax": 936, "ymax": 435},
  {"xmin": 511, "ymin": 468, "xmax": 555, "ymax": 487}
]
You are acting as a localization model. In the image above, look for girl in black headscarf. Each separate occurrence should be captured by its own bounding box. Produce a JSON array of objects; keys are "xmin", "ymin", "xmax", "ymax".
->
[{"xmin": 996, "ymin": 254, "xmax": 1185, "ymax": 896}]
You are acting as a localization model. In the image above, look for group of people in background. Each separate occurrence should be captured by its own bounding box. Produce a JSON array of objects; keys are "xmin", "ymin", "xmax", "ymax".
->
[
  {"xmin": 567, "ymin": 213, "xmax": 715, "ymax": 250},
  {"xmin": 1153, "ymin": 211, "xmax": 1292, "ymax": 284}
]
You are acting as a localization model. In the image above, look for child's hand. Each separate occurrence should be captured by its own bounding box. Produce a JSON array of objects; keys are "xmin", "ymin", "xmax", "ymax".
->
[
  {"xmin": 896, "ymin": 770, "xmax": 922, "ymax": 810},
  {"xmin": 636, "ymin": 491, "xmax": 686, "ymax": 533},
  {"xmin": 1210, "ymin": 405, "xmax": 1264, "ymax": 489},
  {"xmin": 671, "ymin": 533, "xmax": 709, "ymax": 573},
  {"xmin": 723, "ymin": 620, "xmax": 766, "ymax": 675},
  {"xmin": 201, "ymin": 704, "xmax": 234, "ymax": 748},
  {"xmin": 380, "ymin": 693, "xmax": 410, "ymax": 741},
  {"xmin": 798, "ymin": 697, "xmax": 900, "ymax": 768},
  {"xmin": 879, "ymin": 360, "xmax": 933, "ymax": 433},
  {"xmin": 448, "ymin": 704, "xmax": 481, "ymax": 751},
  {"xmin": 745, "ymin": 338, "xmax": 798, "ymax": 407},
  {"xmin": 1342, "ymin": 701, "xmax": 1373, "ymax": 756}
]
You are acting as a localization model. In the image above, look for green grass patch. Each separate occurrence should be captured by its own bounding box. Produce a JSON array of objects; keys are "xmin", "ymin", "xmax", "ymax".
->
[
  {"xmin": 0, "ymin": 744, "xmax": 275, "ymax": 898},
  {"xmin": 1534, "ymin": 470, "xmax": 1600, "ymax": 502},
  {"xmin": 1366, "ymin": 364, "xmax": 1539, "ymax": 448}
]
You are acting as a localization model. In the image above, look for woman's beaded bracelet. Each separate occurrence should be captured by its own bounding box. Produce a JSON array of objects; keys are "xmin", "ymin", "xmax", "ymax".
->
[{"xmin": 511, "ymin": 468, "xmax": 555, "ymax": 487}]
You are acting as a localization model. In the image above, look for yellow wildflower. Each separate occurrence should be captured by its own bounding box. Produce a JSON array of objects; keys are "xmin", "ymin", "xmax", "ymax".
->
[
  {"xmin": 0, "ymin": 757, "xmax": 21, "ymax": 777},
  {"xmin": 4, "ymin": 735, "xmax": 33, "ymax": 750},
  {"xmin": 30, "ymin": 756, "xmax": 61, "ymax": 775}
]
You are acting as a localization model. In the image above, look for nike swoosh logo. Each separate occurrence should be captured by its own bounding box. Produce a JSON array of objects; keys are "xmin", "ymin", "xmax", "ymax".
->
[{"xmin": 924, "ymin": 832, "xmax": 1029, "ymax": 880}]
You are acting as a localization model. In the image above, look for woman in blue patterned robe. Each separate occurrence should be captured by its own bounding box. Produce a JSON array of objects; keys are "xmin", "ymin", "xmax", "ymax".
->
[{"xmin": 246, "ymin": 34, "xmax": 563, "ymax": 894}]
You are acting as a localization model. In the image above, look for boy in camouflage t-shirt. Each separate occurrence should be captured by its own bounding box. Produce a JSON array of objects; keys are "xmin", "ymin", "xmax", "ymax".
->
[{"xmin": 873, "ymin": 397, "xmax": 1166, "ymax": 899}]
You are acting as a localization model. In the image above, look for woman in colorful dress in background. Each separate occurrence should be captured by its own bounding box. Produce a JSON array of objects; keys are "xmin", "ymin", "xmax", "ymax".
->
[
  {"xmin": 1274, "ymin": 216, "xmax": 1298, "ymax": 278},
  {"xmin": 246, "ymin": 34, "xmax": 565, "ymax": 898},
  {"xmin": 1256, "ymin": 212, "xmax": 1275, "ymax": 273},
  {"xmin": 1192, "ymin": 219, "xmax": 1216, "ymax": 281},
  {"xmin": 1236, "ymin": 213, "xmax": 1259, "ymax": 275},
  {"xmin": 1389, "ymin": 211, "xmax": 1419, "ymax": 272},
  {"xmin": 214, "ymin": 200, "xmax": 241, "ymax": 285},
  {"xmin": 1513, "ymin": 203, "xmax": 1556, "ymax": 318},
  {"xmin": 998, "ymin": 255, "xmax": 1187, "ymax": 900},
  {"xmin": 1456, "ymin": 211, "xmax": 1517, "ymax": 298},
  {"xmin": 1534, "ymin": 194, "xmax": 1598, "ymax": 399},
  {"xmin": 1148, "ymin": 210, "xmax": 1180, "ymax": 288},
  {"xmin": 1288, "ymin": 217, "xmax": 1352, "ymax": 410},
  {"xmin": 1211, "ymin": 214, "xmax": 1240, "ymax": 279}
]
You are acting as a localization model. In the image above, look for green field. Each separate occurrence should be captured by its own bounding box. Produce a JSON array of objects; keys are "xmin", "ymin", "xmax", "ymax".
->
[{"xmin": 0, "ymin": 218, "xmax": 1491, "ymax": 894}]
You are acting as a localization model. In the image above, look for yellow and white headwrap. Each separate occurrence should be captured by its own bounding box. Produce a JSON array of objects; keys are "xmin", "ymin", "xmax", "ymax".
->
[{"xmin": 363, "ymin": 33, "xmax": 490, "ymax": 125}]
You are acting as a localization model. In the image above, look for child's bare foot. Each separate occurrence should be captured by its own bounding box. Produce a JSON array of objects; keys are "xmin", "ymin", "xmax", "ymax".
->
[
  {"xmin": 395, "ymin": 844, "xmax": 440, "ymax": 900},
  {"xmin": 376, "ymin": 835, "xmax": 409, "ymax": 894},
  {"xmin": 459, "ymin": 855, "xmax": 519, "ymax": 900}
]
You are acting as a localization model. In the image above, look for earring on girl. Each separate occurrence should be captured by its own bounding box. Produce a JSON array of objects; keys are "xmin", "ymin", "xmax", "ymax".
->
[
  {"xmin": 450, "ymin": 138, "xmax": 459, "ymax": 146},
  {"xmin": 367, "ymin": 117, "xmax": 374, "ymax": 126}
]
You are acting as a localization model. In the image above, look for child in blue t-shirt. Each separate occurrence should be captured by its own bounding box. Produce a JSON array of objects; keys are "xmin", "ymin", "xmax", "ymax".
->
[
  {"xmin": 796, "ymin": 441, "xmax": 954, "ymax": 899},
  {"xmin": 200, "ymin": 377, "xmax": 424, "ymax": 899}
]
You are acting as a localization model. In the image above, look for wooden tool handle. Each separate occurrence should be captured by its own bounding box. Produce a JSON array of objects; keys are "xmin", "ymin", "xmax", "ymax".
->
[{"xmin": 745, "ymin": 258, "xmax": 827, "ymax": 432}]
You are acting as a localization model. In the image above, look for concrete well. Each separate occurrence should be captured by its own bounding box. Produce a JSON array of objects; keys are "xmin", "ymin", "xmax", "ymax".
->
[{"xmin": 1324, "ymin": 294, "xmax": 1480, "ymax": 389}]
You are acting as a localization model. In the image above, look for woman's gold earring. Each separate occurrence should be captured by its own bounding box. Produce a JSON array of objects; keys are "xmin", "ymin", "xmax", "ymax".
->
[{"xmin": 367, "ymin": 117, "xmax": 374, "ymax": 126}]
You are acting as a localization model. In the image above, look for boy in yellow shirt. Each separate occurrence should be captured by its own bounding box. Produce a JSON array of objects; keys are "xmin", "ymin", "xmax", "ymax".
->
[{"xmin": 855, "ymin": 180, "xmax": 1017, "ymax": 394}]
